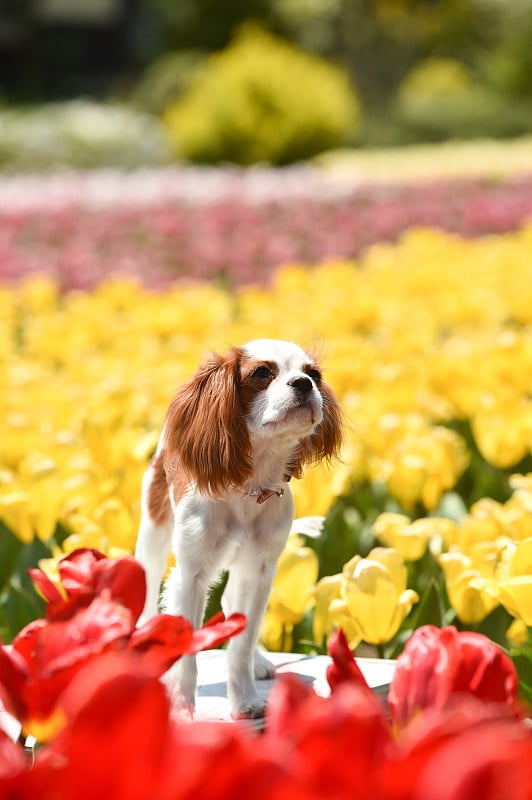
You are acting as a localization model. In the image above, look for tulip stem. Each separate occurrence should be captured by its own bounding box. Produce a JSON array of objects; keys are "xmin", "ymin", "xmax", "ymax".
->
[{"xmin": 376, "ymin": 643, "xmax": 386, "ymax": 659}]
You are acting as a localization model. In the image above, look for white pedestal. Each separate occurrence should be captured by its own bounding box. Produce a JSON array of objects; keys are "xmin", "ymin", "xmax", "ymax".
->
[{"xmin": 195, "ymin": 650, "xmax": 396, "ymax": 723}]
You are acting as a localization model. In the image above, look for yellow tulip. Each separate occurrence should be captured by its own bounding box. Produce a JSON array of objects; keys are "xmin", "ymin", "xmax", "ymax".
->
[
  {"xmin": 313, "ymin": 573, "xmax": 344, "ymax": 646},
  {"xmin": 496, "ymin": 538, "xmax": 532, "ymax": 579},
  {"xmin": 372, "ymin": 511, "xmax": 431, "ymax": 561},
  {"xmin": 93, "ymin": 498, "xmax": 136, "ymax": 553},
  {"xmin": 375, "ymin": 426, "xmax": 468, "ymax": 512},
  {"xmin": 472, "ymin": 396, "xmax": 532, "ymax": 469},
  {"xmin": 0, "ymin": 490, "xmax": 33, "ymax": 543},
  {"xmin": 261, "ymin": 534, "xmax": 319, "ymax": 652},
  {"xmin": 509, "ymin": 473, "xmax": 532, "ymax": 495},
  {"xmin": 507, "ymin": 617, "xmax": 528, "ymax": 646},
  {"xmin": 260, "ymin": 608, "xmax": 286, "ymax": 652},
  {"xmin": 2, "ymin": 227, "xmax": 532, "ymax": 624},
  {"xmin": 291, "ymin": 458, "xmax": 351, "ymax": 518},
  {"xmin": 335, "ymin": 547, "xmax": 419, "ymax": 645},
  {"xmin": 497, "ymin": 577, "xmax": 532, "ymax": 626},
  {"xmin": 439, "ymin": 551, "xmax": 499, "ymax": 624},
  {"xmin": 19, "ymin": 275, "xmax": 58, "ymax": 313},
  {"xmin": 499, "ymin": 494, "xmax": 532, "ymax": 541}
]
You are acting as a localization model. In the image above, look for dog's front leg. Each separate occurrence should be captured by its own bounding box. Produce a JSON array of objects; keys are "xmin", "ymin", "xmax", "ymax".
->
[
  {"xmin": 162, "ymin": 561, "xmax": 209, "ymax": 715},
  {"xmin": 223, "ymin": 562, "xmax": 277, "ymax": 719}
]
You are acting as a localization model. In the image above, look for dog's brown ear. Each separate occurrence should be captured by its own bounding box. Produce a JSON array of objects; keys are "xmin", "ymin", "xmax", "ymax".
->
[
  {"xmin": 291, "ymin": 380, "xmax": 343, "ymax": 477},
  {"xmin": 163, "ymin": 348, "xmax": 252, "ymax": 498}
]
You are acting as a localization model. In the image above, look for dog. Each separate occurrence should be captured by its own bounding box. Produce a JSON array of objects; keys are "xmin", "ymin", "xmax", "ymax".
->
[{"xmin": 134, "ymin": 338, "xmax": 342, "ymax": 718}]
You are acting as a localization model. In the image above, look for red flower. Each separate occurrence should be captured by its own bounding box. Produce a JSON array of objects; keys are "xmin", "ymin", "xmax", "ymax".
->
[
  {"xmin": 0, "ymin": 730, "xmax": 25, "ymax": 788},
  {"xmin": 29, "ymin": 548, "xmax": 146, "ymax": 623},
  {"xmin": 40, "ymin": 654, "xmax": 181, "ymax": 800},
  {"xmin": 17, "ymin": 654, "xmax": 300, "ymax": 800},
  {"xmin": 128, "ymin": 610, "xmax": 247, "ymax": 675},
  {"xmin": 326, "ymin": 628, "xmax": 374, "ymax": 698},
  {"xmin": 388, "ymin": 625, "xmax": 519, "ymax": 728},
  {"xmin": 265, "ymin": 673, "xmax": 393, "ymax": 799},
  {"xmin": 0, "ymin": 594, "xmax": 134, "ymax": 730},
  {"xmin": 4, "ymin": 648, "xmax": 532, "ymax": 800},
  {"xmin": 1, "ymin": 549, "xmax": 246, "ymax": 738},
  {"xmin": 0, "ymin": 599, "xmax": 245, "ymax": 737},
  {"xmin": 381, "ymin": 699, "xmax": 532, "ymax": 800}
]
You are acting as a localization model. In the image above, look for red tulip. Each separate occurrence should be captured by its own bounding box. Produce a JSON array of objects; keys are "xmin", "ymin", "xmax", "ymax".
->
[
  {"xmin": 18, "ymin": 654, "xmax": 302, "ymax": 800},
  {"xmin": 0, "ymin": 593, "xmax": 135, "ymax": 733},
  {"xmin": 388, "ymin": 625, "xmax": 519, "ymax": 728},
  {"xmin": 382, "ymin": 698, "xmax": 532, "ymax": 800},
  {"xmin": 29, "ymin": 548, "xmax": 146, "ymax": 623},
  {"xmin": 0, "ymin": 730, "xmax": 25, "ymax": 784},
  {"xmin": 326, "ymin": 628, "xmax": 374, "ymax": 698},
  {"xmin": 266, "ymin": 673, "xmax": 393, "ymax": 799},
  {"xmin": 128, "ymin": 610, "xmax": 247, "ymax": 675},
  {"xmin": 1, "ymin": 548, "xmax": 248, "ymax": 737}
]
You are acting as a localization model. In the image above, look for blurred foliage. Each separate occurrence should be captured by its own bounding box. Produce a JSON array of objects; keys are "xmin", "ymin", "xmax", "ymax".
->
[
  {"xmin": 3, "ymin": 0, "xmax": 532, "ymax": 151},
  {"xmin": 0, "ymin": 101, "xmax": 170, "ymax": 171},
  {"xmin": 139, "ymin": 0, "xmax": 532, "ymax": 151},
  {"xmin": 147, "ymin": 0, "xmax": 273, "ymax": 50},
  {"xmin": 398, "ymin": 57, "xmax": 474, "ymax": 100},
  {"xmin": 479, "ymin": 1, "xmax": 532, "ymax": 98},
  {"xmin": 272, "ymin": 0, "xmax": 476, "ymax": 107},
  {"xmin": 131, "ymin": 50, "xmax": 207, "ymax": 115},
  {"xmin": 393, "ymin": 57, "xmax": 532, "ymax": 142},
  {"xmin": 163, "ymin": 26, "xmax": 360, "ymax": 165}
]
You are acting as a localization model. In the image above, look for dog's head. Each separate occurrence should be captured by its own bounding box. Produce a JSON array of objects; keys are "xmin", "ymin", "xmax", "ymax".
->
[{"xmin": 164, "ymin": 339, "xmax": 342, "ymax": 498}]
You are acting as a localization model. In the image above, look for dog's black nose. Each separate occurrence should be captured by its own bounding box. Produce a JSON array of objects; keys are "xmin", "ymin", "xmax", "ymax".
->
[{"xmin": 288, "ymin": 375, "xmax": 313, "ymax": 395}]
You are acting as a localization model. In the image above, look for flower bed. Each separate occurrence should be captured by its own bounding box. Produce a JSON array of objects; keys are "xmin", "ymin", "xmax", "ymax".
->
[
  {"xmin": 1, "ymin": 168, "xmax": 532, "ymax": 288},
  {"xmin": 1, "ymin": 223, "xmax": 532, "ymax": 698},
  {"xmin": 1, "ymin": 551, "xmax": 530, "ymax": 799}
]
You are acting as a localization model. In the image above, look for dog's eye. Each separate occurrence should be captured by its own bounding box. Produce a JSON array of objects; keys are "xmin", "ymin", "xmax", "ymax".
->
[
  {"xmin": 251, "ymin": 366, "xmax": 274, "ymax": 380},
  {"xmin": 306, "ymin": 368, "xmax": 322, "ymax": 383}
]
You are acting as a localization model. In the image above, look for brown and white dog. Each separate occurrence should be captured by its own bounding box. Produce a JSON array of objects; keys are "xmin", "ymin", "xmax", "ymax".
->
[{"xmin": 135, "ymin": 339, "xmax": 342, "ymax": 718}]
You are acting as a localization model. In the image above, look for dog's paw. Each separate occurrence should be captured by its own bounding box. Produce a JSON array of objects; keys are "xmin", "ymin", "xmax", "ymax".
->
[
  {"xmin": 254, "ymin": 650, "xmax": 276, "ymax": 680},
  {"xmin": 231, "ymin": 695, "xmax": 268, "ymax": 720},
  {"xmin": 163, "ymin": 667, "xmax": 196, "ymax": 717}
]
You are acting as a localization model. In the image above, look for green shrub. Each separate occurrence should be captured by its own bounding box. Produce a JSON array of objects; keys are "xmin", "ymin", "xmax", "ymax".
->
[
  {"xmin": 394, "ymin": 57, "xmax": 532, "ymax": 142},
  {"xmin": 163, "ymin": 26, "xmax": 360, "ymax": 165},
  {"xmin": 0, "ymin": 101, "xmax": 170, "ymax": 171},
  {"xmin": 398, "ymin": 58, "xmax": 474, "ymax": 103}
]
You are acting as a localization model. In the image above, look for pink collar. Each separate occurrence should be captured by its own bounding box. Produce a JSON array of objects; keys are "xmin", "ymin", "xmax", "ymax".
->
[{"xmin": 243, "ymin": 474, "xmax": 291, "ymax": 505}]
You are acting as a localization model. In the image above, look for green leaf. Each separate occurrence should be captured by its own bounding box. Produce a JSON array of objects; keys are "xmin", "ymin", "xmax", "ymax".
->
[
  {"xmin": 0, "ymin": 580, "xmax": 45, "ymax": 643},
  {"xmin": 203, "ymin": 570, "xmax": 227, "ymax": 623},
  {"xmin": 409, "ymin": 577, "xmax": 445, "ymax": 630},
  {"xmin": 0, "ymin": 522, "xmax": 24, "ymax": 591},
  {"xmin": 509, "ymin": 646, "xmax": 532, "ymax": 709},
  {"xmin": 387, "ymin": 578, "xmax": 446, "ymax": 658},
  {"xmin": 474, "ymin": 604, "xmax": 513, "ymax": 647},
  {"xmin": 0, "ymin": 534, "xmax": 52, "ymax": 642}
]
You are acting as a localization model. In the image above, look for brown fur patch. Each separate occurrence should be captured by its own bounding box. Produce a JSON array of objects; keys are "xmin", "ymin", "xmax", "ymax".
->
[
  {"xmin": 147, "ymin": 450, "xmax": 172, "ymax": 526},
  {"xmin": 163, "ymin": 348, "xmax": 253, "ymax": 498}
]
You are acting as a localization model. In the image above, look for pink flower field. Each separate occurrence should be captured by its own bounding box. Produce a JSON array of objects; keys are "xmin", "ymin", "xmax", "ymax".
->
[{"xmin": 1, "ymin": 166, "xmax": 532, "ymax": 289}]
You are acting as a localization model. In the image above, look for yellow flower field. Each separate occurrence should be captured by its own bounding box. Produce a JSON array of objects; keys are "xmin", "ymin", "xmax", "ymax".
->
[{"xmin": 2, "ymin": 226, "xmax": 532, "ymax": 650}]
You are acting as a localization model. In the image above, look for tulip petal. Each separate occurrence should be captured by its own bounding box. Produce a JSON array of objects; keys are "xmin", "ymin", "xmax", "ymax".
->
[
  {"xmin": 188, "ymin": 612, "xmax": 247, "ymax": 653},
  {"xmin": 129, "ymin": 612, "xmax": 246, "ymax": 676},
  {"xmin": 128, "ymin": 614, "xmax": 194, "ymax": 675},
  {"xmin": 326, "ymin": 628, "xmax": 372, "ymax": 696},
  {"xmin": 33, "ymin": 549, "xmax": 147, "ymax": 624},
  {"xmin": 0, "ymin": 645, "xmax": 29, "ymax": 722},
  {"xmin": 27, "ymin": 568, "xmax": 64, "ymax": 606},
  {"xmin": 389, "ymin": 625, "xmax": 519, "ymax": 729}
]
